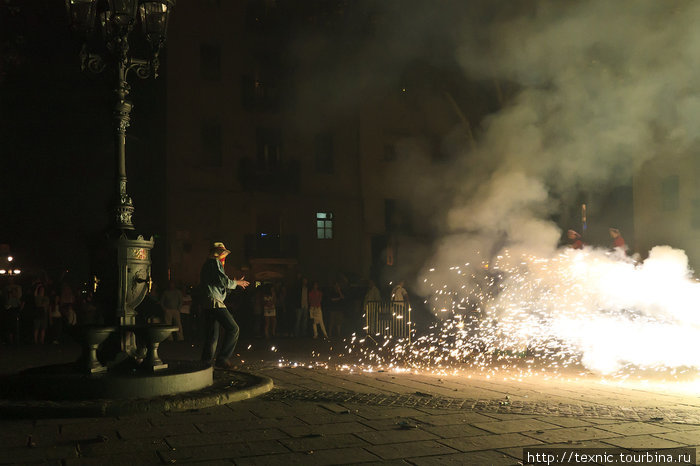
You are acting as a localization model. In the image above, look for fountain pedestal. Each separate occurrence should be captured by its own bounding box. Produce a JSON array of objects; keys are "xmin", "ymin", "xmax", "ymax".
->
[
  {"xmin": 132, "ymin": 325, "xmax": 178, "ymax": 371},
  {"xmin": 72, "ymin": 326, "xmax": 117, "ymax": 374}
]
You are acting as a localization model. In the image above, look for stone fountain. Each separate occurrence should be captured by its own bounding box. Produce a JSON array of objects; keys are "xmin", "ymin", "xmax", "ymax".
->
[{"xmin": 0, "ymin": 0, "xmax": 216, "ymax": 406}]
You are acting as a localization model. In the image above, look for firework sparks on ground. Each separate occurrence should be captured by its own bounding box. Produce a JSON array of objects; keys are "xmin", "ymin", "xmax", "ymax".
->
[{"xmin": 332, "ymin": 245, "xmax": 700, "ymax": 383}]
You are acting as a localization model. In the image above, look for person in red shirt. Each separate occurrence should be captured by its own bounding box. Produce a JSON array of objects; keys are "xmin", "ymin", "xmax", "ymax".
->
[
  {"xmin": 609, "ymin": 228, "xmax": 627, "ymax": 252},
  {"xmin": 567, "ymin": 229, "xmax": 585, "ymax": 249},
  {"xmin": 308, "ymin": 281, "xmax": 328, "ymax": 339}
]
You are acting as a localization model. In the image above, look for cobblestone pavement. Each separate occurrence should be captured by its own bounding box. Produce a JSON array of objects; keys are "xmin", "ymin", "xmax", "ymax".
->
[
  {"xmin": 1, "ymin": 340, "xmax": 699, "ymax": 465},
  {"xmin": 262, "ymin": 388, "xmax": 700, "ymax": 425}
]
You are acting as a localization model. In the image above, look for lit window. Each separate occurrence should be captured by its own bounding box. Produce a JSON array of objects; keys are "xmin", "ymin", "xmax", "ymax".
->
[{"xmin": 316, "ymin": 212, "xmax": 333, "ymax": 239}]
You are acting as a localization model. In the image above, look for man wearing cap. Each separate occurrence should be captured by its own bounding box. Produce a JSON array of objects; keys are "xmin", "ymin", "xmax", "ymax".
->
[{"xmin": 200, "ymin": 242, "xmax": 249, "ymax": 369}]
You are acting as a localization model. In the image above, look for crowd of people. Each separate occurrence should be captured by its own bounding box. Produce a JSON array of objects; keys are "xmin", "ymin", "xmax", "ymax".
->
[
  {"xmin": 0, "ymin": 244, "xmax": 414, "ymax": 367},
  {"xmin": 0, "ymin": 274, "xmax": 89, "ymax": 345}
]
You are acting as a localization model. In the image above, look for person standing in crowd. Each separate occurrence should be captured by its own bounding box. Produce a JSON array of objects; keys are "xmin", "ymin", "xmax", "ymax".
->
[
  {"xmin": 274, "ymin": 282, "xmax": 287, "ymax": 336},
  {"xmin": 59, "ymin": 281, "xmax": 74, "ymax": 318},
  {"xmin": 308, "ymin": 281, "xmax": 328, "ymax": 339},
  {"xmin": 567, "ymin": 229, "xmax": 585, "ymax": 249},
  {"xmin": 262, "ymin": 284, "xmax": 276, "ymax": 339},
  {"xmin": 49, "ymin": 294, "xmax": 63, "ymax": 344},
  {"xmin": 328, "ymin": 281, "xmax": 345, "ymax": 338},
  {"xmin": 609, "ymin": 228, "xmax": 627, "ymax": 252},
  {"xmin": 4, "ymin": 278, "xmax": 22, "ymax": 344},
  {"xmin": 363, "ymin": 279, "xmax": 381, "ymax": 308},
  {"xmin": 391, "ymin": 280, "xmax": 408, "ymax": 308},
  {"xmin": 161, "ymin": 280, "xmax": 184, "ymax": 341},
  {"xmin": 200, "ymin": 242, "xmax": 249, "ymax": 369},
  {"xmin": 79, "ymin": 291, "xmax": 98, "ymax": 325},
  {"xmin": 33, "ymin": 284, "xmax": 50, "ymax": 344},
  {"xmin": 294, "ymin": 276, "xmax": 309, "ymax": 337}
]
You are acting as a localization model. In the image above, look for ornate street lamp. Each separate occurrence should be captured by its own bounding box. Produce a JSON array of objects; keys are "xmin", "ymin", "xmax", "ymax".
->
[{"xmin": 65, "ymin": 0, "xmax": 175, "ymax": 359}]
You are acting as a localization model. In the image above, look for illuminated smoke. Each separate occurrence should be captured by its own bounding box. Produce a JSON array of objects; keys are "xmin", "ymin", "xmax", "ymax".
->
[
  {"xmin": 414, "ymin": 2, "xmax": 700, "ymax": 373},
  {"xmin": 384, "ymin": 2, "xmax": 700, "ymax": 378}
]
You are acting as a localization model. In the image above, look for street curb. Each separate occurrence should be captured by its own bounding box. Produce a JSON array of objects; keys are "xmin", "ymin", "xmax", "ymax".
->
[{"xmin": 0, "ymin": 371, "xmax": 274, "ymax": 418}]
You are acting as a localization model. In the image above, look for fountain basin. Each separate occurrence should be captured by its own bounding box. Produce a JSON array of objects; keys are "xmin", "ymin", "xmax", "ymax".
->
[{"xmin": 1, "ymin": 360, "xmax": 212, "ymax": 400}]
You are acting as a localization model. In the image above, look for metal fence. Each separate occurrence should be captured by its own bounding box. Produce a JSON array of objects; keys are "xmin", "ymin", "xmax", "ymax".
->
[{"xmin": 364, "ymin": 300, "xmax": 412, "ymax": 341}]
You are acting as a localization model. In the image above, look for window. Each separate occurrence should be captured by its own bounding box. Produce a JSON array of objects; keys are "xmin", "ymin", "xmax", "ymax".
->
[
  {"xmin": 661, "ymin": 175, "xmax": 679, "ymax": 211},
  {"xmin": 314, "ymin": 132, "xmax": 334, "ymax": 173},
  {"xmin": 200, "ymin": 44, "xmax": 221, "ymax": 81},
  {"xmin": 316, "ymin": 212, "xmax": 333, "ymax": 239},
  {"xmin": 200, "ymin": 122, "xmax": 222, "ymax": 167},
  {"xmin": 256, "ymin": 128, "xmax": 282, "ymax": 171}
]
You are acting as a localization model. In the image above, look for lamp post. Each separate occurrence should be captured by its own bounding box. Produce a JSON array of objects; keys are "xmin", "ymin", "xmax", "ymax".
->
[{"xmin": 65, "ymin": 0, "xmax": 175, "ymax": 358}]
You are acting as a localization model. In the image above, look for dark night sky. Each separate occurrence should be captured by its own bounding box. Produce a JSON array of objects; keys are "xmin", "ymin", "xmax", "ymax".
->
[{"xmin": 1, "ymin": 1, "xmax": 166, "ymax": 282}]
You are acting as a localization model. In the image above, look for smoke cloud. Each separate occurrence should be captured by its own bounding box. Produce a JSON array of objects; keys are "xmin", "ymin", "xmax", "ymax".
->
[{"xmin": 412, "ymin": 1, "xmax": 700, "ymax": 374}]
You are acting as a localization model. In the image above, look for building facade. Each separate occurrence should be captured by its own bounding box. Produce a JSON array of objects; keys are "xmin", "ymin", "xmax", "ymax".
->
[{"xmin": 165, "ymin": 0, "xmax": 462, "ymax": 287}]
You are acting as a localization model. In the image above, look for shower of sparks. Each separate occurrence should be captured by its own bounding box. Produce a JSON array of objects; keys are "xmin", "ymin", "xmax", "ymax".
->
[{"xmin": 325, "ymin": 245, "xmax": 700, "ymax": 384}]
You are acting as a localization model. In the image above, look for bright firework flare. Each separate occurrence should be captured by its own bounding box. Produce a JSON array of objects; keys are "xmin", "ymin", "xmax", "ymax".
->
[{"xmin": 299, "ymin": 244, "xmax": 700, "ymax": 397}]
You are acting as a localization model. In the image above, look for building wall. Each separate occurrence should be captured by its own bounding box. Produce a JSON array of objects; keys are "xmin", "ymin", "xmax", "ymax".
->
[
  {"xmin": 634, "ymin": 152, "xmax": 700, "ymax": 269},
  {"xmin": 165, "ymin": 1, "xmax": 460, "ymax": 287}
]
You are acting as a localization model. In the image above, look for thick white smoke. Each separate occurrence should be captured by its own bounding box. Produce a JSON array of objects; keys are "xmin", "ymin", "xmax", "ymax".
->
[{"xmin": 419, "ymin": 0, "xmax": 700, "ymax": 375}]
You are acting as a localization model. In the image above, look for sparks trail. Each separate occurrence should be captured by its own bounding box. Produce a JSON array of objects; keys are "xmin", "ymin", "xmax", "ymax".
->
[{"xmin": 315, "ymin": 245, "xmax": 700, "ymax": 382}]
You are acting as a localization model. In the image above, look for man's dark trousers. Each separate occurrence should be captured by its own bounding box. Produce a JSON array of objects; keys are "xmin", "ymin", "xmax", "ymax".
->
[{"xmin": 201, "ymin": 307, "xmax": 240, "ymax": 365}]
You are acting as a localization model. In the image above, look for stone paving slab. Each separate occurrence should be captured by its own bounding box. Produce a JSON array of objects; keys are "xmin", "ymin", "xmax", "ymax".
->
[
  {"xmin": 472, "ymin": 418, "xmax": 561, "ymax": 434},
  {"xmin": 157, "ymin": 439, "xmax": 289, "ymax": 463},
  {"xmin": 277, "ymin": 432, "xmax": 370, "ymax": 452},
  {"xmin": 603, "ymin": 434, "xmax": 688, "ymax": 450},
  {"xmin": 76, "ymin": 437, "xmax": 169, "ymax": 457},
  {"xmin": 116, "ymin": 420, "xmax": 199, "ymax": 439},
  {"xmin": 279, "ymin": 421, "xmax": 375, "ymax": 437},
  {"xmin": 262, "ymin": 388, "xmax": 700, "ymax": 424},
  {"xmin": 354, "ymin": 427, "xmax": 440, "ymax": 445},
  {"xmin": 196, "ymin": 415, "xmax": 306, "ymax": 433},
  {"xmin": 63, "ymin": 451, "xmax": 162, "ymax": 466},
  {"xmin": 655, "ymin": 428, "xmax": 700, "ymax": 445},
  {"xmin": 533, "ymin": 415, "xmax": 594, "ymax": 427},
  {"xmin": 596, "ymin": 421, "xmax": 678, "ymax": 436},
  {"xmin": 523, "ymin": 426, "xmax": 622, "ymax": 443},
  {"xmin": 438, "ymin": 432, "xmax": 544, "ymax": 452},
  {"xmin": 409, "ymin": 411, "xmax": 497, "ymax": 425},
  {"xmin": 364, "ymin": 439, "xmax": 459, "ymax": 460},
  {"xmin": 420, "ymin": 423, "xmax": 492, "ymax": 438},
  {"xmin": 234, "ymin": 447, "xmax": 381, "ymax": 465},
  {"xmin": 165, "ymin": 427, "xmax": 291, "ymax": 449}
]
